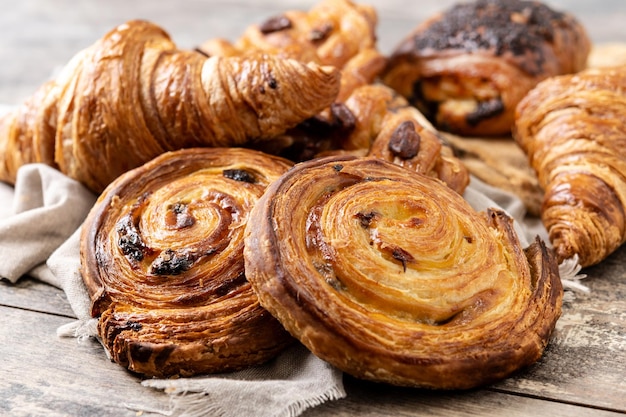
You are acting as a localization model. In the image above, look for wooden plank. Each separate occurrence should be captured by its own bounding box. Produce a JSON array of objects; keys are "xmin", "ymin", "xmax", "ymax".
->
[
  {"xmin": 2, "ymin": 305, "xmax": 621, "ymax": 417},
  {"xmin": 492, "ymin": 245, "xmax": 626, "ymax": 412},
  {"xmin": 305, "ymin": 376, "xmax": 626, "ymax": 417},
  {"xmin": 0, "ymin": 306, "xmax": 170, "ymax": 417},
  {"xmin": 2, "ymin": 251, "xmax": 624, "ymax": 413},
  {"xmin": 0, "ymin": 277, "xmax": 75, "ymax": 318}
]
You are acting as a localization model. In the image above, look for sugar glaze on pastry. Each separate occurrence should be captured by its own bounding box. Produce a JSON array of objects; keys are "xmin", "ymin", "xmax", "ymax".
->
[
  {"xmin": 382, "ymin": 0, "xmax": 590, "ymax": 137},
  {"xmin": 244, "ymin": 155, "xmax": 562, "ymax": 389},
  {"xmin": 80, "ymin": 147, "xmax": 294, "ymax": 378}
]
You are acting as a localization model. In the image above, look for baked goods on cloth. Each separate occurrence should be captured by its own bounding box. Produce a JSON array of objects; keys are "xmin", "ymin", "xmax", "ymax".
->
[
  {"xmin": 0, "ymin": 20, "xmax": 340, "ymax": 193},
  {"xmin": 514, "ymin": 65, "xmax": 626, "ymax": 267},
  {"xmin": 443, "ymin": 133, "xmax": 542, "ymax": 215},
  {"xmin": 381, "ymin": 0, "xmax": 590, "ymax": 137},
  {"xmin": 80, "ymin": 147, "xmax": 294, "ymax": 377},
  {"xmin": 244, "ymin": 155, "xmax": 562, "ymax": 389},
  {"xmin": 316, "ymin": 83, "xmax": 470, "ymax": 194}
]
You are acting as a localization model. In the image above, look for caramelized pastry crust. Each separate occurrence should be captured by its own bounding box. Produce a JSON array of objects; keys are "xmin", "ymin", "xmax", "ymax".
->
[
  {"xmin": 80, "ymin": 147, "xmax": 294, "ymax": 378},
  {"xmin": 0, "ymin": 20, "xmax": 340, "ymax": 193},
  {"xmin": 514, "ymin": 65, "xmax": 626, "ymax": 267},
  {"xmin": 382, "ymin": 0, "xmax": 590, "ymax": 137},
  {"xmin": 244, "ymin": 155, "xmax": 562, "ymax": 389},
  {"xmin": 198, "ymin": 0, "xmax": 385, "ymax": 101},
  {"xmin": 259, "ymin": 83, "xmax": 470, "ymax": 195}
]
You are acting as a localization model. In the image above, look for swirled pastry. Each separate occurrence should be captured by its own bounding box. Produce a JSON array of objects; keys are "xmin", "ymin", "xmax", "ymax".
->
[
  {"xmin": 80, "ymin": 147, "xmax": 294, "ymax": 377},
  {"xmin": 514, "ymin": 65, "xmax": 626, "ymax": 267},
  {"xmin": 382, "ymin": 0, "xmax": 590, "ymax": 137},
  {"xmin": 0, "ymin": 20, "xmax": 340, "ymax": 193},
  {"xmin": 244, "ymin": 156, "xmax": 562, "ymax": 389}
]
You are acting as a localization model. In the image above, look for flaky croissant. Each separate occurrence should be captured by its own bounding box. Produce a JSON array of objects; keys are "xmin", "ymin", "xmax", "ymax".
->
[
  {"xmin": 514, "ymin": 65, "xmax": 626, "ymax": 268},
  {"xmin": 244, "ymin": 155, "xmax": 562, "ymax": 389},
  {"xmin": 259, "ymin": 83, "xmax": 469, "ymax": 194},
  {"xmin": 382, "ymin": 0, "xmax": 590, "ymax": 137},
  {"xmin": 198, "ymin": 0, "xmax": 385, "ymax": 102},
  {"xmin": 80, "ymin": 147, "xmax": 295, "ymax": 378},
  {"xmin": 0, "ymin": 19, "xmax": 340, "ymax": 193}
]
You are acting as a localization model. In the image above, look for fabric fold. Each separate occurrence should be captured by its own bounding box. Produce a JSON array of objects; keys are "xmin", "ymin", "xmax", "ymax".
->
[
  {"xmin": 0, "ymin": 164, "xmax": 96, "ymax": 284},
  {"xmin": 0, "ymin": 162, "xmax": 583, "ymax": 417}
]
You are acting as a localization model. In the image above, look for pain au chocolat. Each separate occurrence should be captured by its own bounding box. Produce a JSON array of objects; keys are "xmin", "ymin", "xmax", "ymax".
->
[
  {"xmin": 80, "ymin": 147, "xmax": 294, "ymax": 378},
  {"xmin": 382, "ymin": 0, "xmax": 590, "ymax": 137},
  {"xmin": 244, "ymin": 155, "xmax": 562, "ymax": 389}
]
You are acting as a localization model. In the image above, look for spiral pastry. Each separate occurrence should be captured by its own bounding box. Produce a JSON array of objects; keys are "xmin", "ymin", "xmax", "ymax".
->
[
  {"xmin": 80, "ymin": 147, "xmax": 294, "ymax": 378},
  {"xmin": 244, "ymin": 155, "xmax": 562, "ymax": 389}
]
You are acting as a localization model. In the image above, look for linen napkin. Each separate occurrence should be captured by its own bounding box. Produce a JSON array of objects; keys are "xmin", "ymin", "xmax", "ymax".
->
[
  {"xmin": 0, "ymin": 163, "xmax": 347, "ymax": 417},
  {"xmin": 0, "ymin": 162, "xmax": 586, "ymax": 417}
]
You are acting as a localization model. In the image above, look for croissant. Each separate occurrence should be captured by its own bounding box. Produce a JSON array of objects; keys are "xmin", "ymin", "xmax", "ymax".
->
[
  {"xmin": 80, "ymin": 147, "xmax": 295, "ymax": 378},
  {"xmin": 0, "ymin": 19, "xmax": 340, "ymax": 193},
  {"xmin": 198, "ymin": 0, "xmax": 386, "ymax": 102},
  {"xmin": 244, "ymin": 155, "xmax": 562, "ymax": 389},
  {"xmin": 381, "ymin": 0, "xmax": 590, "ymax": 137},
  {"xmin": 514, "ymin": 65, "xmax": 626, "ymax": 268}
]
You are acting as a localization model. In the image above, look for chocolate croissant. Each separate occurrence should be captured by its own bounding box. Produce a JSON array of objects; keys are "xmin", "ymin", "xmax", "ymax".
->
[
  {"xmin": 80, "ymin": 147, "xmax": 295, "ymax": 378},
  {"xmin": 244, "ymin": 155, "xmax": 562, "ymax": 389},
  {"xmin": 382, "ymin": 0, "xmax": 590, "ymax": 137},
  {"xmin": 0, "ymin": 19, "xmax": 340, "ymax": 193},
  {"xmin": 514, "ymin": 65, "xmax": 626, "ymax": 268},
  {"xmin": 198, "ymin": 0, "xmax": 385, "ymax": 101}
]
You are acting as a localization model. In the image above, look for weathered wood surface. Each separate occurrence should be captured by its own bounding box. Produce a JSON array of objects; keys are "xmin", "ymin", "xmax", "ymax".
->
[{"xmin": 1, "ymin": 0, "xmax": 626, "ymax": 416}]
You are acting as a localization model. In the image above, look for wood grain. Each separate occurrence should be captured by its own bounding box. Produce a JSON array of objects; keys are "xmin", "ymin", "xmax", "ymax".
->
[{"xmin": 1, "ymin": 1, "xmax": 626, "ymax": 416}]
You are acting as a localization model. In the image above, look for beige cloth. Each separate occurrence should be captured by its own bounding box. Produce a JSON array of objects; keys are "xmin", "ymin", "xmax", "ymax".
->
[
  {"xmin": 0, "ymin": 163, "xmax": 346, "ymax": 417},
  {"xmin": 0, "ymin": 162, "xmax": 574, "ymax": 417}
]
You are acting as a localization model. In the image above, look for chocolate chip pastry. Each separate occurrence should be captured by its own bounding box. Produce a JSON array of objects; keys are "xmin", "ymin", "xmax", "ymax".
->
[
  {"xmin": 80, "ymin": 147, "xmax": 295, "ymax": 377},
  {"xmin": 382, "ymin": 0, "xmax": 590, "ymax": 137},
  {"xmin": 244, "ymin": 155, "xmax": 562, "ymax": 389}
]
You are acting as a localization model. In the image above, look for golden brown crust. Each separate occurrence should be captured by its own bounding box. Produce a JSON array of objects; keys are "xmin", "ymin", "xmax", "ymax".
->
[
  {"xmin": 198, "ymin": 0, "xmax": 386, "ymax": 101},
  {"xmin": 360, "ymin": 85, "xmax": 469, "ymax": 194},
  {"xmin": 382, "ymin": 0, "xmax": 590, "ymax": 137},
  {"xmin": 244, "ymin": 155, "xmax": 562, "ymax": 389},
  {"xmin": 514, "ymin": 65, "xmax": 626, "ymax": 267},
  {"xmin": 80, "ymin": 147, "xmax": 294, "ymax": 378},
  {"xmin": 0, "ymin": 19, "xmax": 340, "ymax": 193},
  {"xmin": 443, "ymin": 133, "xmax": 543, "ymax": 216}
]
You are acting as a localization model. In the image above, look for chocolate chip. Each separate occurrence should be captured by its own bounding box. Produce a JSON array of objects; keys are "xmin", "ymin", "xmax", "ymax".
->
[
  {"xmin": 330, "ymin": 103, "xmax": 356, "ymax": 132},
  {"xmin": 166, "ymin": 203, "xmax": 195, "ymax": 229},
  {"xmin": 392, "ymin": 247, "xmax": 415, "ymax": 272},
  {"xmin": 465, "ymin": 98, "xmax": 505, "ymax": 126},
  {"xmin": 259, "ymin": 15, "xmax": 292, "ymax": 34},
  {"xmin": 309, "ymin": 23, "xmax": 333, "ymax": 42},
  {"xmin": 223, "ymin": 169, "xmax": 256, "ymax": 183},
  {"xmin": 150, "ymin": 248, "xmax": 196, "ymax": 276},
  {"xmin": 388, "ymin": 121, "xmax": 421, "ymax": 159},
  {"xmin": 355, "ymin": 211, "xmax": 378, "ymax": 229}
]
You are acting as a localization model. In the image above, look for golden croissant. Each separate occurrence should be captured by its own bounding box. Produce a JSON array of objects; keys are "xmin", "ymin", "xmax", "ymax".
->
[
  {"xmin": 514, "ymin": 65, "xmax": 626, "ymax": 268},
  {"xmin": 198, "ymin": 0, "xmax": 386, "ymax": 102},
  {"xmin": 0, "ymin": 19, "xmax": 340, "ymax": 193},
  {"xmin": 244, "ymin": 155, "xmax": 562, "ymax": 389},
  {"xmin": 80, "ymin": 147, "xmax": 295, "ymax": 377},
  {"xmin": 382, "ymin": 0, "xmax": 590, "ymax": 137}
]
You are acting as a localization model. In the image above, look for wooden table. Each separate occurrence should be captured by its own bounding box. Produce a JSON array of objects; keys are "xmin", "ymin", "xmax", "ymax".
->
[{"xmin": 1, "ymin": 1, "xmax": 625, "ymax": 416}]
